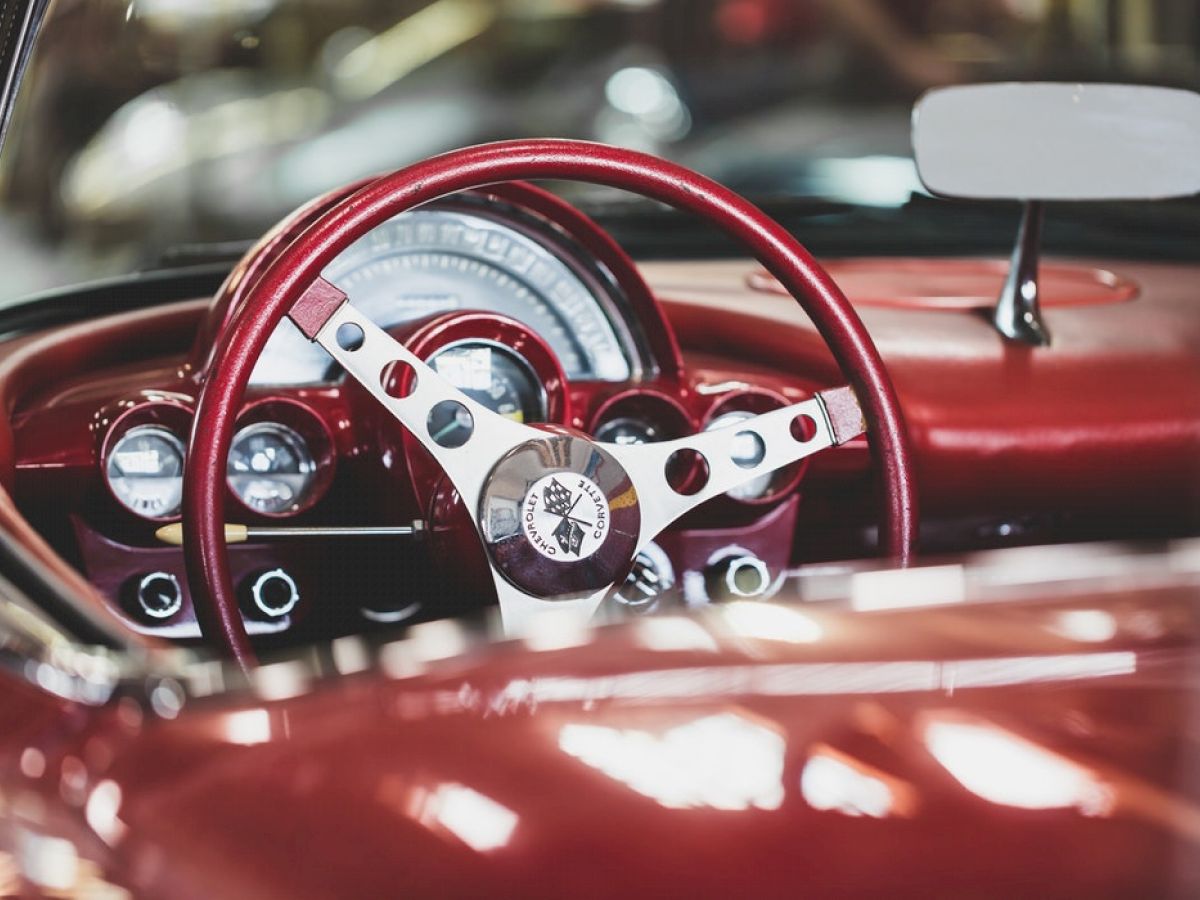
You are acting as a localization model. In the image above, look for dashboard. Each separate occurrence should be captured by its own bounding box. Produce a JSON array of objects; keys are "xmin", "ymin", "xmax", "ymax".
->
[
  {"xmin": 4, "ymin": 183, "xmax": 833, "ymax": 645},
  {"xmin": 6, "ymin": 180, "xmax": 1195, "ymax": 649},
  {"xmin": 108, "ymin": 195, "xmax": 655, "ymax": 528}
]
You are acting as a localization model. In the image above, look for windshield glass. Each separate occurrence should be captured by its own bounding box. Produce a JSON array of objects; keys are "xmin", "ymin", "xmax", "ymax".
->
[{"xmin": 1, "ymin": 0, "xmax": 1197, "ymax": 301}]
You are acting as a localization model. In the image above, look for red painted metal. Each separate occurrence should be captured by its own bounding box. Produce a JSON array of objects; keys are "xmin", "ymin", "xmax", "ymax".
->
[
  {"xmin": 656, "ymin": 257, "xmax": 1200, "ymax": 523},
  {"xmin": 69, "ymin": 514, "xmax": 330, "ymax": 638},
  {"xmin": 1, "ymin": 581, "xmax": 1198, "ymax": 897},
  {"xmin": 187, "ymin": 140, "xmax": 917, "ymax": 664},
  {"xmin": 748, "ymin": 258, "xmax": 1141, "ymax": 310}
]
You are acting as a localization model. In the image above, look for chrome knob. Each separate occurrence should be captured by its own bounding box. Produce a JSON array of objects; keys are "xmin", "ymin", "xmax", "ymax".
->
[
  {"xmin": 135, "ymin": 571, "xmax": 183, "ymax": 620},
  {"xmin": 705, "ymin": 554, "xmax": 770, "ymax": 601},
  {"xmin": 247, "ymin": 568, "xmax": 300, "ymax": 619},
  {"xmin": 615, "ymin": 543, "xmax": 676, "ymax": 613}
]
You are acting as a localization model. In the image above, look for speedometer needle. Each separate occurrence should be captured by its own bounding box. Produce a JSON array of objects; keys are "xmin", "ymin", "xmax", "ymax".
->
[{"xmin": 430, "ymin": 420, "xmax": 463, "ymax": 443}]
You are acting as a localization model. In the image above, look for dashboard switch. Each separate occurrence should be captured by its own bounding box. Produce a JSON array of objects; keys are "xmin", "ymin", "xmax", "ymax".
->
[
  {"xmin": 246, "ymin": 568, "xmax": 301, "ymax": 619},
  {"xmin": 134, "ymin": 572, "xmax": 183, "ymax": 620},
  {"xmin": 705, "ymin": 554, "xmax": 771, "ymax": 601},
  {"xmin": 615, "ymin": 542, "xmax": 676, "ymax": 614}
]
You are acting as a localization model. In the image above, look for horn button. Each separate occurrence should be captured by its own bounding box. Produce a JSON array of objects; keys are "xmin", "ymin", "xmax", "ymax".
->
[{"xmin": 479, "ymin": 433, "xmax": 640, "ymax": 598}]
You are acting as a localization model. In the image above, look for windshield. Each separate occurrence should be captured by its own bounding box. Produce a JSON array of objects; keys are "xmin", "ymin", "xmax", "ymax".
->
[{"xmin": 1, "ymin": 0, "xmax": 1197, "ymax": 302}]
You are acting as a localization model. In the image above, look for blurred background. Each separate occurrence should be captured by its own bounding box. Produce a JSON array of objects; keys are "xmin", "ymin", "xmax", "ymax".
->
[{"xmin": 0, "ymin": 0, "xmax": 1197, "ymax": 302}]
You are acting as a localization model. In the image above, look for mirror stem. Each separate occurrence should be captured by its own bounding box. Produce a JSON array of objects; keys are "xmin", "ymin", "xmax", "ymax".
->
[{"xmin": 992, "ymin": 200, "xmax": 1050, "ymax": 347}]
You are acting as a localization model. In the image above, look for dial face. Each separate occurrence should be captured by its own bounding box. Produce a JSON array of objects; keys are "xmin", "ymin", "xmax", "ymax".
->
[
  {"xmin": 251, "ymin": 209, "xmax": 634, "ymax": 385},
  {"xmin": 226, "ymin": 422, "xmax": 316, "ymax": 515},
  {"xmin": 594, "ymin": 416, "xmax": 660, "ymax": 446},
  {"xmin": 428, "ymin": 342, "xmax": 546, "ymax": 424},
  {"xmin": 105, "ymin": 425, "xmax": 186, "ymax": 519},
  {"xmin": 705, "ymin": 410, "xmax": 773, "ymax": 500}
]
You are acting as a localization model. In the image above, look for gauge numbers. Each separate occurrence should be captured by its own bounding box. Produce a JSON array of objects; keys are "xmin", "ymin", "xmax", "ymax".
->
[
  {"xmin": 105, "ymin": 425, "xmax": 186, "ymax": 518},
  {"xmin": 251, "ymin": 209, "xmax": 634, "ymax": 386}
]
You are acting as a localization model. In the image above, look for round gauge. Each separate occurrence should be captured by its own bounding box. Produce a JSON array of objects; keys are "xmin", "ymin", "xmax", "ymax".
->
[
  {"xmin": 705, "ymin": 411, "xmax": 773, "ymax": 500},
  {"xmin": 105, "ymin": 425, "xmax": 186, "ymax": 519},
  {"xmin": 251, "ymin": 209, "xmax": 635, "ymax": 386},
  {"xmin": 227, "ymin": 422, "xmax": 317, "ymax": 515},
  {"xmin": 594, "ymin": 416, "xmax": 660, "ymax": 446},
  {"xmin": 428, "ymin": 341, "xmax": 546, "ymax": 424}
]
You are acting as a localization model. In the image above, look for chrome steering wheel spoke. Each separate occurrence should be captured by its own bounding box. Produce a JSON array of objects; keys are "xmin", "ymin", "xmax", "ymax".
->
[
  {"xmin": 604, "ymin": 386, "xmax": 865, "ymax": 551},
  {"xmin": 491, "ymin": 574, "xmax": 608, "ymax": 637},
  {"xmin": 293, "ymin": 279, "xmax": 865, "ymax": 636},
  {"xmin": 298, "ymin": 284, "xmax": 609, "ymax": 634}
]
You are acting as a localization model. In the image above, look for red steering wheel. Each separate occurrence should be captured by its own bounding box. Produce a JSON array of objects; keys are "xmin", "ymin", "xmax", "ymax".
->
[{"xmin": 185, "ymin": 140, "xmax": 918, "ymax": 667}]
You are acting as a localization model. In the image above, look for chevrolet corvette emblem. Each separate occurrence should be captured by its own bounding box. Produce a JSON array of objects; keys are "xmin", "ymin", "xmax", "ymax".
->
[{"xmin": 521, "ymin": 473, "xmax": 610, "ymax": 560}]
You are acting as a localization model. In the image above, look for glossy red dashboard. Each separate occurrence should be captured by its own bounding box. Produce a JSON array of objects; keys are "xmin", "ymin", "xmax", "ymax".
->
[
  {"xmin": 1, "ymin": 182, "xmax": 1197, "ymax": 648},
  {"xmin": 0, "ymin": 185, "xmax": 859, "ymax": 645}
]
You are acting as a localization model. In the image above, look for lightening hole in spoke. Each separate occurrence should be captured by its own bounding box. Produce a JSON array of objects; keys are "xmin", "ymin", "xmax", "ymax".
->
[
  {"xmin": 381, "ymin": 361, "xmax": 417, "ymax": 399},
  {"xmin": 732, "ymin": 430, "xmax": 766, "ymax": 469},
  {"xmin": 336, "ymin": 322, "xmax": 365, "ymax": 351},
  {"xmin": 791, "ymin": 414, "xmax": 818, "ymax": 443},
  {"xmin": 428, "ymin": 400, "xmax": 474, "ymax": 449},
  {"xmin": 665, "ymin": 448, "xmax": 709, "ymax": 495}
]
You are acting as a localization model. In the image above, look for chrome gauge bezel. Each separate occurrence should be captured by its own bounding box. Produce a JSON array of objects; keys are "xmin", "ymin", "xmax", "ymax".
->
[
  {"xmin": 104, "ymin": 424, "xmax": 187, "ymax": 520},
  {"xmin": 226, "ymin": 421, "xmax": 318, "ymax": 517}
]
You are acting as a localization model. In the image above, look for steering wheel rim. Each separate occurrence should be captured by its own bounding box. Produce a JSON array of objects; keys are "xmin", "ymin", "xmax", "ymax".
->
[{"xmin": 185, "ymin": 139, "xmax": 918, "ymax": 667}]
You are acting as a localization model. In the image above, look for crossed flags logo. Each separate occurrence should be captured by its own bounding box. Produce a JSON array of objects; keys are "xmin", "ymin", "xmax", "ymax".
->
[
  {"xmin": 543, "ymin": 478, "xmax": 587, "ymax": 556},
  {"xmin": 521, "ymin": 472, "xmax": 610, "ymax": 561}
]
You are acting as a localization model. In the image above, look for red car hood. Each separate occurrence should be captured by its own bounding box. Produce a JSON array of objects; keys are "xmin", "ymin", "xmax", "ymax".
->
[{"xmin": 21, "ymin": 586, "xmax": 1194, "ymax": 899}]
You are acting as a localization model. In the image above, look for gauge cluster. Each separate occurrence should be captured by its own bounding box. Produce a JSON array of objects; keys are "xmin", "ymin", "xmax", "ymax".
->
[
  {"xmin": 10, "ymin": 184, "xmax": 845, "ymax": 644},
  {"xmin": 588, "ymin": 387, "xmax": 811, "ymax": 508},
  {"xmin": 100, "ymin": 398, "xmax": 335, "ymax": 523}
]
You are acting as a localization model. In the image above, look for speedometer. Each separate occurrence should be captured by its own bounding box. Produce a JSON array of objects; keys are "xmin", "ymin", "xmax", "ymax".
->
[
  {"xmin": 251, "ymin": 206, "xmax": 635, "ymax": 386},
  {"xmin": 429, "ymin": 341, "xmax": 546, "ymax": 424}
]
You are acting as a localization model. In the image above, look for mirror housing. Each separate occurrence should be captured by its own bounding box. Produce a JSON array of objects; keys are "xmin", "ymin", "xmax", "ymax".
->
[
  {"xmin": 912, "ymin": 83, "xmax": 1200, "ymax": 345},
  {"xmin": 914, "ymin": 82, "xmax": 1200, "ymax": 202}
]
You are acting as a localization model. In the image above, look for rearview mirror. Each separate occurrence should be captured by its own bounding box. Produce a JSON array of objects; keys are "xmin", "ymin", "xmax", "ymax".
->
[
  {"xmin": 913, "ymin": 82, "xmax": 1200, "ymax": 201},
  {"xmin": 912, "ymin": 83, "xmax": 1200, "ymax": 346}
]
